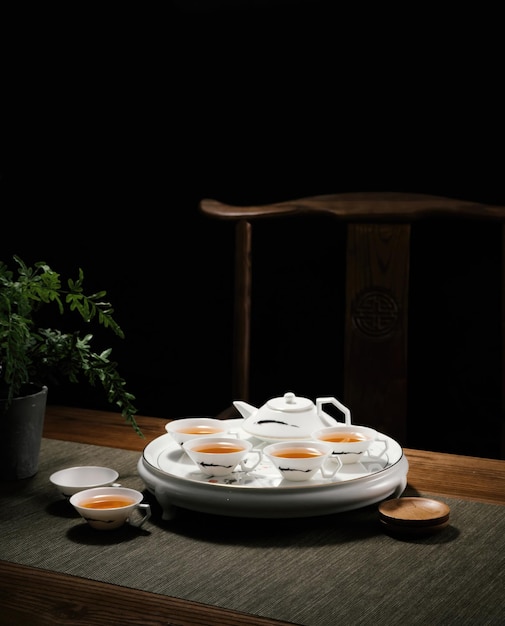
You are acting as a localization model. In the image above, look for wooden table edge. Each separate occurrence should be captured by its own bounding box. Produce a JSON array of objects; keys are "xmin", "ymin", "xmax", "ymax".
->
[{"xmin": 0, "ymin": 560, "xmax": 296, "ymax": 626}]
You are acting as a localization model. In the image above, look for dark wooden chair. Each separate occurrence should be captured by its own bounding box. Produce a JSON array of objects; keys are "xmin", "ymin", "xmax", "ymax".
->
[{"xmin": 200, "ymin": 192, "xmax": 505, "ymax": 459}]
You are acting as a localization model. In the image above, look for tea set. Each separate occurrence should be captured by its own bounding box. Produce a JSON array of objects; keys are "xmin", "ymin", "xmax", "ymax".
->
[
  {"xmin": 166, "ymin": 393, "xmax": 385, "ymax": 482},
  {"xmin": 51, "ymin": 392, "xmax": 409, "ymax": 524}
]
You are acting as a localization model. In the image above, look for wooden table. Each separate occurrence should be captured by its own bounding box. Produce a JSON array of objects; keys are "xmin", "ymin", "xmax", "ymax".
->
[{"xmin": 2, "ymin": 405, "xmax": 505, "ymax": 625}]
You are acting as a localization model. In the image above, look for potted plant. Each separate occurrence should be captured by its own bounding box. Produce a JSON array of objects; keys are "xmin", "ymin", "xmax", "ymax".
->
[{"xmin": 0, "ymin": 255, "xmax": 143, "ymax": 480}]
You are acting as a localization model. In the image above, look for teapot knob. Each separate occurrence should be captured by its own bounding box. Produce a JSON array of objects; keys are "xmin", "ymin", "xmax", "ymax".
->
[{"xmin": 266, "ymin": 393, "xmax": 313, "ymax": 412}]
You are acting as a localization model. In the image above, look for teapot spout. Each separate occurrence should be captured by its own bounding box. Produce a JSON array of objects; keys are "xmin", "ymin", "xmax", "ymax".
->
[{"xmin": 232, "ymin": 400, "xmax": 257, "ymax": 419}]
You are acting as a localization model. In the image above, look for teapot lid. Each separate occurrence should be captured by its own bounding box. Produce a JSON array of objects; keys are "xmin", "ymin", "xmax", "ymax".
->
[{"xmin": 266, "ymin": 392, "xmax": 313, "ymax": 413}]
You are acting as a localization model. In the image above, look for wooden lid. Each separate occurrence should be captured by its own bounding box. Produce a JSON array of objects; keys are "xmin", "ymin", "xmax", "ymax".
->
[{"xmin": 378, "ymin": 497, "xmax": 450, "ymax": 533}]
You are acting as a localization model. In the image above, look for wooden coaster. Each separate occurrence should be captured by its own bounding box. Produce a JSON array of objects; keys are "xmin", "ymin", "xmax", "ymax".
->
[{"xmin": 378, "ymin": 497, "xmax": 450, "ymax": 535}]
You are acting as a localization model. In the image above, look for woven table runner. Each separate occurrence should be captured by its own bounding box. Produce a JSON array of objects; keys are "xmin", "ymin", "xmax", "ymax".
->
[{"xmin": 1, "ymin": 438, "xmax": 505, "ymax": 626}]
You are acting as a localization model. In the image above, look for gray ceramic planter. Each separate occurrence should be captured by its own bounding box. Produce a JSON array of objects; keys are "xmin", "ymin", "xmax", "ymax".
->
[{"xmin": 0, "ymin": 385, "xmax": 48, "ymax": 480}]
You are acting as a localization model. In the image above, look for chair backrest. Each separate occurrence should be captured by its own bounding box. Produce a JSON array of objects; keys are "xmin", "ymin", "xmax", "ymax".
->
[{"xmin": 200, "ymin": 192, "xmax": 505, "ymax": 458}]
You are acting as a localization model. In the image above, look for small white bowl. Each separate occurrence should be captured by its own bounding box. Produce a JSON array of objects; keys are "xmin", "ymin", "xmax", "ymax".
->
[{"xmin": 50, "ymin": 466, "xmax": 120, "ymax": 497}]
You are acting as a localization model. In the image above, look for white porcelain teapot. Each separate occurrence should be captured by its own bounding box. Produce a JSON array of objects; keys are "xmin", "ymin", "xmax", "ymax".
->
[{"xmin": 234, "ymin": 392, "xmax": 352, "ymax": 442}]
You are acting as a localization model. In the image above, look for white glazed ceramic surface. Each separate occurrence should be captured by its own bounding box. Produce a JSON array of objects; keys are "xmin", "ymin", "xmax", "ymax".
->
[
  {"xmin": 263, "ymin": 440, "xmax": 338, "ymax": 481},
  {"xmin": 311, "ymin": 425, "xmax": 381, "ymax": 464},
  {"xmin": 138, "ymin": 419, "xmax": 408, "ymax": 519},
  {"xmin": 50, "ymin": 466, "xmax": 120, "ymax": 497},
  {"xmin": 165, "ymin": 417, "xmax": 229, "ymax": 447},
  {"xmin": 70, "ymin": 486, "xmax": 151, "ymax": 530},
  {"xmin": 236, "ymin": 393, "xmax": 352, "ymax": 442},
  {"xmin": 183, "ymin": 436, "xmax": 262, "ymax": 477}
]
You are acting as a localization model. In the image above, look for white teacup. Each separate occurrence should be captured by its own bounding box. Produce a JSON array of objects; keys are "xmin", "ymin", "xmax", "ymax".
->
[
  {"xmin": 70, "ymin": 487, "xmax": 151, "ymax": 530},
  {"xmin": 263, "ymin": 440, "xmax": 339, "ymax": 482},
  {"xmin": 183, "ymin": 436, "xmax": 262, "ymax": 477},
  {"xmin": 165, "ymin": 417, "xmax": 229, "ymax": 447},
  {"xmin": 50, "ymin": 466, "xmax": 120, "ymax": 497},
  {"xmin": 311, "ymin": 425, "xmax": 383, "ymax": 464}
]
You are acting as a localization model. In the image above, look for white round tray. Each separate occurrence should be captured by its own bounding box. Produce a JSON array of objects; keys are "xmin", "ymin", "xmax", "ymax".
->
[{"xmin": 137, "ymin": 419, "xmax": 408, "ymax": 519}]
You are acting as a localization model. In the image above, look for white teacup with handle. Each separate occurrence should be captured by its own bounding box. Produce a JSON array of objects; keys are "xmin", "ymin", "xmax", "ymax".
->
[
  {"xmin": 183, "ymin": 436, "xmax": 262, "ymax": 477},
  {"xmin": 263, "ymin": 440, "xmax": 340, "ymax": 482},
  {"xmin": 165, "ymin": 417, "xmax": 230, "ymax": 448},
  {"xmin": 70, "ymin": 487, "xmax": 151, "ymax": 530},
  {"xmin": 311, "ymin": 425, "xmax": 386, "ymax": 464}
]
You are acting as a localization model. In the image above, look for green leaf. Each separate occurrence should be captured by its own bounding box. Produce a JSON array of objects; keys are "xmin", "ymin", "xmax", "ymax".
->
[{"xmin": 0, "ymin": 255, "xmax": 143, "ymax": 436}]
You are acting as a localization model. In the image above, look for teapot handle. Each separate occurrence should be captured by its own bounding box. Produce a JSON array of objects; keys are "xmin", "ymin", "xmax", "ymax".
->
[{"xmin": 316, "ymin": 397, "xmax": 352, "ymax": 426}]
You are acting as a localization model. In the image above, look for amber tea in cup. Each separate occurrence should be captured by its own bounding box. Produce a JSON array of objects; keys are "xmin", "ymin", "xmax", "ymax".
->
[
  {"xmin": 178, "ymin": 425, "xmax": 223, "ymax": 435},
  {"xmin": 80, "ymin": 495, "xmax": 137, "ymax": 509},
  {"xmin": 317, "ymin": 432, "xmax": 368, "ymax": 443},
  {"xmin": 191, "ymin": 441, "xmax": 247, "ymax": 454},
  {"xmin": 270, "ymin": 446, "xmax": 325, "ymax": 459}
]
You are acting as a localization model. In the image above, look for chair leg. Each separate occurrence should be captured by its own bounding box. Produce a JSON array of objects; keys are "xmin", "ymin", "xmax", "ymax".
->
[
  {"xmin": 232, "ymin": 220, "xmax": 252, "ymax": 402},
  {"xmin": 501, "ymin": 224, "xmax": 505, "ymax": 459}
]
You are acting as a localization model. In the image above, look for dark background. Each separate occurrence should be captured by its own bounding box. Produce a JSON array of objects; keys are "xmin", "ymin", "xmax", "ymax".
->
[{"xmin": 2, "ymin": 2, "xmax": 504, "ymax": 457}]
